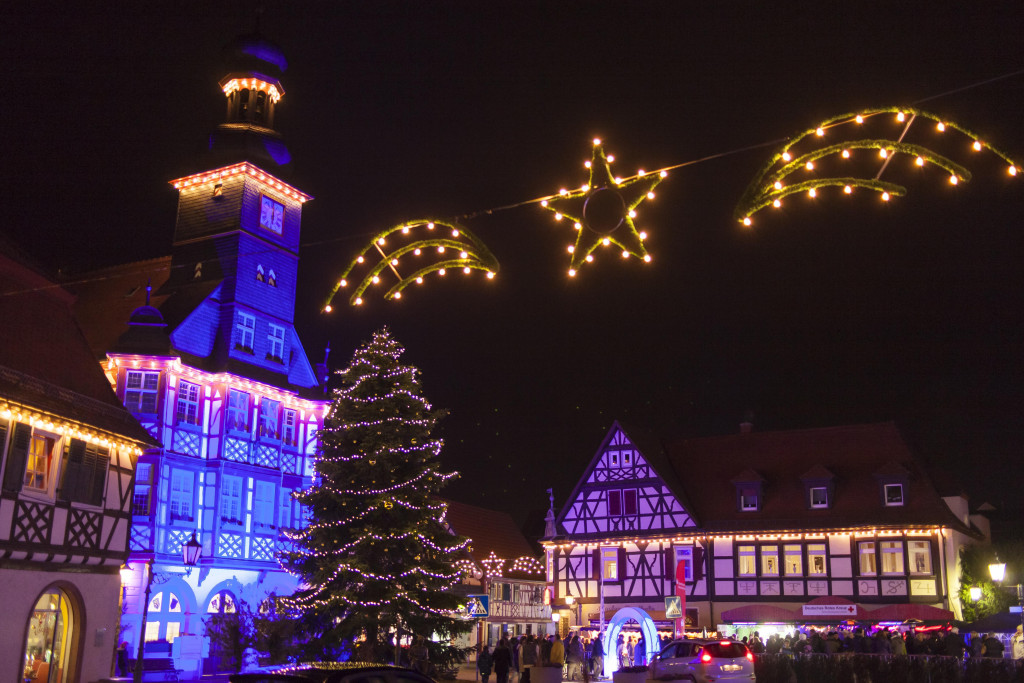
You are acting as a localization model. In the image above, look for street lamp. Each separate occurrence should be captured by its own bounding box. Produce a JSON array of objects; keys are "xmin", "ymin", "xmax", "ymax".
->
[
  {"xmin": 988, "ymin": 559, "xmax": 1024, "ymax": 634},
  {"xmin": 969, "ymin": 586, "xmax": 982, "ymax": 602},
  {"xmin": 132, "ymin": 534, "xmax": 202, "ymax": 683}
]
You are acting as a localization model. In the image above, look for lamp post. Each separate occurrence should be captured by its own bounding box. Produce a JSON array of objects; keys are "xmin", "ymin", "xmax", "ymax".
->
[
  {"xmin": 988, "ymin": 560, "xmax": 1024, "ymax": 633},
  {"xmin": 132, "ymin": 533, "xmax": 202, "ymax": 683}
]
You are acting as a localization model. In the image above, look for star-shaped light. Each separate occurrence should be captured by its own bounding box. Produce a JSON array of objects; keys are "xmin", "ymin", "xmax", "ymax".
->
[{"xmin": 541, "ymin": 140, "xmax": 665, "ymax": 275}]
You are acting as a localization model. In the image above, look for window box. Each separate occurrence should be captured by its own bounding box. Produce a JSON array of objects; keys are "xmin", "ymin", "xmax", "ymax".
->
[
  {"xmin": 234, "ymin": 343, "xmax": 254, "ymax": 354},
  {"xmin": 265, "ymin": 353, "xmax": 284, "ymax": 364}
]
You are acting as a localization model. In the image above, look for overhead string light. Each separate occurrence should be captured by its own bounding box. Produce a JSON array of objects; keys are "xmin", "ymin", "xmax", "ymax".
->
[{"xmin": 735, "ymin": 106, "xmax": 1020, "ymax": 226}]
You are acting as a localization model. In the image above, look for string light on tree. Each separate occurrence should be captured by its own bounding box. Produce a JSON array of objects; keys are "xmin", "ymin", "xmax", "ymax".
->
[
  {"xmin": 540, "ymin": 140, "xmax": 665, "ymax": 275},
  {"xmin": 735, "ymin": 106, "xmax": 1021, "ymax": 225},
  {"xmin": 281, "ymin": 328, "xmax": 471, "ymax": 661}
]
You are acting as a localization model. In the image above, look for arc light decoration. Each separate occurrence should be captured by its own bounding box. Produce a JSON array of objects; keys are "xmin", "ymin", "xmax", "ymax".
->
[
  {"xmin": 541, "ymin": 139, "xmax": 666, "ymax": 276},
  {"xmin": 324, "ymin": 219, "xmax": 499, "ymax": 309},
  {"xmin": 735, "ymin": 106, "xmax": 1021, "ymax": 226}
]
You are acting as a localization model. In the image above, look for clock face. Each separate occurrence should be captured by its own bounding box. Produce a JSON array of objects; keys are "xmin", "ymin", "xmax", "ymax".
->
[{"xmin": 260, "ymin": 195, "xmax": 284, "ymax": 234}]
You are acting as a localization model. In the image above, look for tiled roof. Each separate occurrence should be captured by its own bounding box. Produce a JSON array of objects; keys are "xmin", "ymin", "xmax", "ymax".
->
[
  {"xmin": 444, "ymin": 499, "xmax": 542, "ymax": 579},
  {"xmin": 0, "ymin": 251, "xmax": 156, "ymax": 446},
  {"xmin": 665, "ymin": 422, "xmax": 971, "ymax": 534}
]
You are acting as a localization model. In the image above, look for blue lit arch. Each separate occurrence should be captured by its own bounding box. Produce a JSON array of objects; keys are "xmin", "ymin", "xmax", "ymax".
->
[{"xmin": 602, "ymin": 606, "xmax": 659, "ymax": 678}]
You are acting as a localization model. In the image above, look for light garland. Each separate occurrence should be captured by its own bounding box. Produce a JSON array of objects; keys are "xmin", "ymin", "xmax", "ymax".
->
[
  {"xmin": 735, "ymin": 106, "xmax": 1021, "ymax": 225},
  {"xmin": 324, "ymin": 219, "xmax": 499, "ymax": 309},
  {"xmin": 220, "ymin": 76, "xmax": 282, "ymax": 103},
  {"xmin": 0, "ymin": 401, "xmax": 144, "ymax": 455},
  {"xmin": 541, "ymin": 140, "xmax": 665, "ymax": 275},
  {"xmin": 169, "ymin": 161, "xmax": 311, "ymax": 203}
]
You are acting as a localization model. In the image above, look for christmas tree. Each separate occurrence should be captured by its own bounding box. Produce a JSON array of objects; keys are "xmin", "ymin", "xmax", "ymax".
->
[{"xmin": 281, "ymin": 327, "xmax": 471, "ymax": 664}]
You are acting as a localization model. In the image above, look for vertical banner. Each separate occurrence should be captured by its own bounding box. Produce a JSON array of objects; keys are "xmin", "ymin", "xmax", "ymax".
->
[{"xmin": 674, "ymin": 546, "xmax": 692, "ymax": 637}]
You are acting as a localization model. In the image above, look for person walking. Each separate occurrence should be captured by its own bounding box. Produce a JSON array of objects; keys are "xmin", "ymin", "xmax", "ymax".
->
[
  {"xmin": 1013, "ymin": 625, "xmax": 1024, "ymax": 660},
  {"xmin": 479, "ymin": 645, "xmax": 494, "ymax": 683},
  {"xmin": 494, "ymin": 639, "xmax": 514, "ymax": 683},
  {"xmin": 550, "ymin": 634, "xmax": 565, "ymax": 669},
  {"xmin": 567, "ymin": 635, "xmax": 584, "ymax": 680},
  {"xmin": 591, "ymin": 633, "xmax": 605, "ymax": 679},
  {"xmin": 521, "ymin": 635, "xmax": 538, "ymax": 683},
  {"xmin": 983, "ymin": 632, "xmax": 1004, "ymax": 658}
]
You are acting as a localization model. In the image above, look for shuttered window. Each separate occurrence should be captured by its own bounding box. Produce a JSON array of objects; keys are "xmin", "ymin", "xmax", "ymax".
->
[{"xmin": 58, "ymin": 438, "xmax": 109, "ymax": 506}]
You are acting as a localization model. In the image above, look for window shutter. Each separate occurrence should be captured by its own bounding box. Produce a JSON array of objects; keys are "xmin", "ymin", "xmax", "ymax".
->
[
  {"xmin": 86, "ymin": 445, "xmax": 109, "ymax": 506},
  {"xmin": 593, "ymin": 548, "xmax": 601, "ymax": 580},
  {"xmin": 58, "ymin": 438, "xmax": 87, "ymax": 502},
  {"xmin": 618, "ymin": 547, "xmax": 627, "ymax": 580},
  {"xmin": 664, "ymin": 547, "xmax": 675, "ymax": 580},
  {"xmin": 3, "ymin": 423, "xmax": 32, "ymax": 493},
  {"xmin": 693, "ymin": 545, "xmax": 705, "ymax": 581}
]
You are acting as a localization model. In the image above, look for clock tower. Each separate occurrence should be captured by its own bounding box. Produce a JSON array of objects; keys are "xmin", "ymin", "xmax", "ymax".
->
[{"xmin": 161, "ymin": 31, "xmax": 318, "ymax": 389}]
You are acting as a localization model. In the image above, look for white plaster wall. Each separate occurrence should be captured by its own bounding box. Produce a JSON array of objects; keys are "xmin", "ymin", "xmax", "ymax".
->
[{"xmin": 0, "ymin": 567, "xmax": 121, "ymax": 683}]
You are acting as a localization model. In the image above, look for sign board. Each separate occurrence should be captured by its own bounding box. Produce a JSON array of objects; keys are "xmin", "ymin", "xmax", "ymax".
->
[
  {"xmin": 802, "ymin": 604, "xmax": 858, "ymax": 616},
  {"xmin": 665, "ymin": 595, "xmax": 682, "ymax": 619},
  {"xmin": 465, "ymin": 595, "xmax": 489, "ymax": 618},
  {"xmin": 1011, "ymin": 606, "xmax": 1022, "ymax": 614}
]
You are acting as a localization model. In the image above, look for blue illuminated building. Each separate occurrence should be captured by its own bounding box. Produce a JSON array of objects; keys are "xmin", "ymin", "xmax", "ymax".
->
[{"xmin": 73, "ymin": 31, "xmax": 328, "ymax": 673}]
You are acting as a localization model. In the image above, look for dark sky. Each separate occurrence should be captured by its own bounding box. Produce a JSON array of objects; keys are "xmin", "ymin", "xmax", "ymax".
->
[{"xmin": 5, "ymin": 2, "xmax": 1024, "ymax": 523}]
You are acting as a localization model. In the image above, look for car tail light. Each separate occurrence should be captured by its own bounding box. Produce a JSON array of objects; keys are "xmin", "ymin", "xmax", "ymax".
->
[
  {"xmin": 701, "ymin": 652, "xmax": 712, "ymax": 663},
  {"xmin": 746, "ymin": 651, "xmax": 754, "ymax": 662}
]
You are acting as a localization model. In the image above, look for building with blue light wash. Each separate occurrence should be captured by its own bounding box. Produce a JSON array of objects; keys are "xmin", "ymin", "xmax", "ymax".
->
[{"xmin": 71, "ymin": 30, "xmax": 328, "ymax": 674}]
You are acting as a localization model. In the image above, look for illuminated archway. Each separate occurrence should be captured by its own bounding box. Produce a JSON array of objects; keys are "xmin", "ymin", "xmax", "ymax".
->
[{"xmin": 602, "ymin": 606, "xmax": 659, "ymax": 678}]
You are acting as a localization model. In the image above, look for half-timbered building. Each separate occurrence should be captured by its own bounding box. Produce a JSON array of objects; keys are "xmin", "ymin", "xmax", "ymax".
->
[
  {"xmin": 0, "ymin": 244, "xmax": 157, "ymax": 683},
  {"xmin": 69, "ymin": 31, "xmax": 329, "ymax": 673},
  {"xmin": 543, "ymin": 421, "xmax": 982, "ymax": 673},
  {"xmin": 444, "ymin": 500, "xmax": 552, "ymax": 649}
]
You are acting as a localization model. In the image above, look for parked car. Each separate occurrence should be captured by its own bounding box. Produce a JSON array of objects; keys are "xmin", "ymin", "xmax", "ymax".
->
[
  {"xmin": 649, "ymin": 639, "xmax": 755, "ymax": 682},
  {"xmin": 230, "ymin": 665, "xmax": 436, "ymax": 683}
]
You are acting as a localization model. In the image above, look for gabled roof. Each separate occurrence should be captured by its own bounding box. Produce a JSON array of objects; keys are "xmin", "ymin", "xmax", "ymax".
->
[
  {"xmin": 0, "ymin": 249, "xmax": 156, "ymax": 446},
  {"xmin": 553, "ymin": 420, "xmax": 699, "ymax": 537},
  {"xmin": 444, "ymin": 499, "xmax": 542, "ymax": 580},
  {"xmin": 665, "ymin": 422, "xmax": 972, "ymax": 535}
]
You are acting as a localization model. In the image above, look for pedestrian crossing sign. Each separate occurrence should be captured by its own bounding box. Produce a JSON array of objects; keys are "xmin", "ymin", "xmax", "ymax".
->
[
  {"xmin": 664, "ymin": 596, "xmax": 682, "ymax": 619},
  {"xmin": 466, "ymin": 595, "xmax": 489, "ymax": 618}
]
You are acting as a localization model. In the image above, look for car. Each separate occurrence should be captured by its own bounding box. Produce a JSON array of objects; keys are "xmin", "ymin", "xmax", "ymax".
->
[
  {"xmin": 649, "ymin": 639, "xmax": 755, "ymax": 682},
  {"xmin": 230, "ymin": 664, "xmax": 437, "ymax": 683}
]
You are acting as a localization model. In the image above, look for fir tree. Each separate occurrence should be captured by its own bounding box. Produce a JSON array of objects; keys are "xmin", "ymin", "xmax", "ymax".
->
[{"xmin": 281, "ymin": 328, "xmax": 471, "ymax": 664}]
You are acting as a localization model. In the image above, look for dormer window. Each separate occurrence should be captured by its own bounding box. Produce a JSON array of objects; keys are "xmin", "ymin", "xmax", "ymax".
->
[
  {"xmin": 732, "ymin": 469, "xmax": 765, "ymax": 512},
  {"xmin": 884, "ymin": 483, "xmax": 904, "ymax": 506},
  {"xmin": 739, "ymin": 488, "xmax": 759, "ymax": 511},
  {"xmin": 809, "ymin": 486, "xmax": 829, "ymax": 508}
]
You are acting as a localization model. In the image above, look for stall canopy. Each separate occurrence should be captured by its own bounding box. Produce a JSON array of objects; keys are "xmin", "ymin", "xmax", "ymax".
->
[
  {"xmin": 721, "ymin": 604, "xmax": 799, "ymax": 623},
  {"xmin": 866, "ymin": 604, "xmax": 954, "ymax": 623}
]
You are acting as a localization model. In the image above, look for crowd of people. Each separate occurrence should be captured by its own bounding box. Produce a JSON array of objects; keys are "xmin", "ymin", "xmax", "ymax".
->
[
  {"xmin": 738, "ymin": 624, "xmax": 1024, "ymax": 660},
  {"xmin": 476, "ymin": 623, "xmax": 1023, "ymax": 682}
]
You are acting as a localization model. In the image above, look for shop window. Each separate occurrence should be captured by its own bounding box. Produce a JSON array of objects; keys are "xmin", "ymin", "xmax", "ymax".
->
[
  {"xmin": 22, "ymin": 589, "xmax": 74, "ymax": 683},
  {"xmin": 738, "ymin": 545, "xmax": 756, "ymax": 576},
  {"xmin": 859, "ymin": 541, "xmax": 877, "ymax": 576},
  {"xmin": 909, "ymin": 540, "xmax": 932, "ymax": 574},
  {"xmin": 880, "ymin": 541, "xmax": 904, "ymax": 574},
  {"xmin": 808, "ymin": 543, "xmax": 827, "ymax": 575},
  {"xmin": 784, "ymin": 544, "xmax": 803, "ymax": 576},
  {"xmin": 761, "ymin": 545, "xmax": 779, "ymax": 576}
]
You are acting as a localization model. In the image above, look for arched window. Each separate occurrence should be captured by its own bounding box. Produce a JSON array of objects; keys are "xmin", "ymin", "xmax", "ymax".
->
[
  {"xmin": 207, "ymin": 590, "xmax": 237, "ymax": 614},
  {"xmin": 23, "ymin": 588, "xmax": 75, "ymax": 683},
  {"xmin": 146, "ymin": 588, "xmax": 186, "ymax": 643},
  {"xmin": 239, "ymin": 89, "xmax": 250, "ymax": 118}
]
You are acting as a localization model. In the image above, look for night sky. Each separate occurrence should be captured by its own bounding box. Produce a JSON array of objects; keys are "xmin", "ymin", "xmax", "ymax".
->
[{"xmin": 5, "ymin": 2, "xmax": 1024, "ymax": 524}]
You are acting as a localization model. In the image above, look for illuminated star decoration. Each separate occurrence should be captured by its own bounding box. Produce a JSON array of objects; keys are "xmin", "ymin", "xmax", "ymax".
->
[
  {"xmin": 541, "ymin": 139, "xmax": 666, "ymax": 276},
  {"xmin": 735, "ymin": 106, "xmax": 1020, "ymax": 226},
  {"xmin": 323, "ymin": 219, "xmax": 499, "ymax": 309}
]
